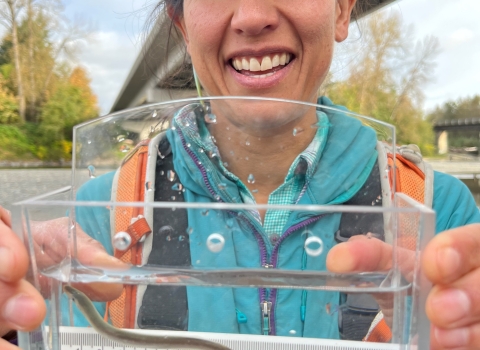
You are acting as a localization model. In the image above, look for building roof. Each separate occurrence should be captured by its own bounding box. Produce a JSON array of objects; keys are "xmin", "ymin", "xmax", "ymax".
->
[{"xmin": 111, "ymin": 0, "xmax": 396, "ymax": 112}]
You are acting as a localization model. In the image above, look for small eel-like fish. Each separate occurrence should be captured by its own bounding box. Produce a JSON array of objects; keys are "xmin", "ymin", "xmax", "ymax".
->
[{"xmin": 64, "ymin": 285, "xmax": 230, "ymax": 350}]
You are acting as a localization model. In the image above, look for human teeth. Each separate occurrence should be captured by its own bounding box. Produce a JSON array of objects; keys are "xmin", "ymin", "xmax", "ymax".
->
[
  {"xmin": 272, "ymin": 54, "xmax": 280, "ymax": 68},
  {"xmin": 232, "ymin": 53, "xmax": 292, "ymax": 72},
  {"xmin": 260, "ymin": 56, "xmax": 272, "ymax": 71},
  {"xmin": 249, "ymin": 58, "xmax": 261, "ymax": 72}
]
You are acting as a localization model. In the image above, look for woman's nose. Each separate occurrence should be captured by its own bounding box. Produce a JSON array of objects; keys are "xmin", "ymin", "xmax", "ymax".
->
[{"xmin": 231, "ymin": 0, "xmax": 280, "ymax": 36}]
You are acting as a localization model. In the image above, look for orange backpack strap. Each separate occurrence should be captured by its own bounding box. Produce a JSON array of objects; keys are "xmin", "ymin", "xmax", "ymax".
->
[{"xmin": 107, "ymin": 139, "xmax": 152, "ymax": 328}]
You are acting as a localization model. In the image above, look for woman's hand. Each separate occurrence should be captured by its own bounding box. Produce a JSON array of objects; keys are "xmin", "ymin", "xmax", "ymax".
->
[
  {"xmin": 326, "ymin": 224, "xmax": 480, "ymax": 349},
  {"xmin": 0, "ymin": 206, "xmax": 46, "ymax": 348}
]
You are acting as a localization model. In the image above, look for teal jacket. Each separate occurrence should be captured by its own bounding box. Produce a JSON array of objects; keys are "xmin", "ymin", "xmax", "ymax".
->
[{"xmin": 70, "ymin": 97, "xmax": 480, "ymax": 338}]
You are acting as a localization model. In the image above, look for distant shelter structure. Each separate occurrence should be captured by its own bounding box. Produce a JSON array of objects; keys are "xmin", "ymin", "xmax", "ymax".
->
[{"xmin": 110, "ymin": 0, "xmax": 397, "ymax": 112}]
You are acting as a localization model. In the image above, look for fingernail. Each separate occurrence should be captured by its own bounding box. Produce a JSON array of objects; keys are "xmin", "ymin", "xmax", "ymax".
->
[
  {"xmin": 431, "ymin": 289, "xmax": 470, "ymax": 323},
  {"xmin": 434, "ymin": 326, "xmax": 469, "ymax": 348},
  {"xmin": 437, "ymin": 247, "xmax": 461, "ymax": 279},
  {"xmin": 2, "ymin": 295, "xmax": 38, "ymax": 329},
  {"xmin": 0, "ymin": 247, "xmax": 13, "ymax": 280}
]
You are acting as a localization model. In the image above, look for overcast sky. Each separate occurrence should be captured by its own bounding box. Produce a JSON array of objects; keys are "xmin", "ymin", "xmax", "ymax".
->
[{"xmin": 61, "ymin": 0, "xmax": 480, "ymax": 115}]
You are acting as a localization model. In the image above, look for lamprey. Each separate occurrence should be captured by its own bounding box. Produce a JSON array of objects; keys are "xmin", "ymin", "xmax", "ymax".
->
[{"xmin": 63, "ymin": 285, "xmax": 230, "ymax": 350}]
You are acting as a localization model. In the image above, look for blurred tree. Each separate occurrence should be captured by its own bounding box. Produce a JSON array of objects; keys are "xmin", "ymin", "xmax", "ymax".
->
[
  {"xmin": 37, "ymin": 67, "xmax": 98, "ymax": 159},
  {"xmin": 324, "ymin": 11, "xmax": 439, "ymax": 155},
  {"xmin": 428, "ymin": 95, "xmax": 480, "ymax": 123},
  {"xmin": 0, "ymin": 74, "xmax": 18, "ymax": 123}
]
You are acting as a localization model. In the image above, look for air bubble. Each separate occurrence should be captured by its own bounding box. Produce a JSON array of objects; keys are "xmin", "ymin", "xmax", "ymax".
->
[
  {"xmin": 166, "ymin": 235, "xmax": 172, "ymax": 241},
  {"xmin": 199, "ymin": 148, "xmax": 205, "ymax": 153},
  {"xmin": 207, "ymin": 233, "xmax": 225, "ymax": 253},
  {"xmin": 171, "ymin": 195, "xmax": 176, "ymax": 200},
  {"xmin": 113, "ymin": 232, "xmax": 131, "ymax": 251},
  {"xmin": 160, "ymin": 170, "xmax": 165, "ymax": 176},
  {"xmin": 87, "ymin": 140, "xmax": 92, "ymax": 145},
  {"xmin": 150, "ymin": 126, "xmax": 155, "ymax": 134},
  {"xmin": 247, "ymin": 174, "xmax": 255, "ymax": 184},
  {"xmin": 186, "ymin": 143, "xmax": 191, "ymax": 148},
  {"xmin": 152, "ymin": 110, "xmax": 158, "ymax": 118},
  {"xmin": 245, "ymin": 140, "xmax": 251, "ymax": 146},
  {"xmin": 289, "ymin": 330, "xmax": 297, "ymax": 335},
  {"xmin": 87, "ymin": 165, "xmax": 96, "ymax": 178},
  {"xmin": 145, "ymin": 182, "xmax": 155, "ymax": 192},
  {"xmin": 167, "ymin": 170, "xmax": 176, "ymax": 182},
  {"xmin": 205, "ymin": 113, "xmax": 217, "ymax": 124},
  {"xmin": 186, "ymin": 227, "xmax": 194, "ymax": 235},
  {"xmin": 214, "ymin": 195, "xmax": 221, "ymax": 201},
  {"xmin": 293, "ymin": 127, "xmax": 304, "ymax": 136},
  {"xmin": 304, "ymin": 236, "xmax": 324, "ymax": 257},
  {"xmin": 179, "ymin": 235, "xmax": 186, "ymax": 241},
  {"xmin": 172, "ymin": 183, "xmax": 183, "ymax": 191},
  {"xmin": 223, "ymin": 162, "xmax": 229, "ymax": 167},
  {"xmin": 117, "ymin": 135, "xmax": 126, "ymax": 142}
]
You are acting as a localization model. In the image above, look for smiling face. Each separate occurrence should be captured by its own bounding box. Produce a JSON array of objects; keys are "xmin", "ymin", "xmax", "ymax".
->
[{"xmin": 175, "ymin": 0, "xmax": 356, "ymax": 104}]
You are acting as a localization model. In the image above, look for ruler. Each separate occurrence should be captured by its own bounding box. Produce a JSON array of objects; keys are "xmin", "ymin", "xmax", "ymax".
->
[{"xmin": 26, "ymin": 327, "xmax": 402, "ymax": 350}]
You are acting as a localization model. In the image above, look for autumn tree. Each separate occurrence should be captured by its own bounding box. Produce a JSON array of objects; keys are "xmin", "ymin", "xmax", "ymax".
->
[{"xmin": 324, "ymin": 11, "xmax": 439, "ymax": 155}]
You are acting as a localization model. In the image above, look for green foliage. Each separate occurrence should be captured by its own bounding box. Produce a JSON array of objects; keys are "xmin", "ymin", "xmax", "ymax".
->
[
  {"xmin": 0, "ymin": 76, "xmax": 19, "ymax": 124},
  {"xmin": 0, "ymin": 124, "xmax": 35, "ymax": 160},
  {"xmin": 324, "ymin": 11, "xmax": 438, "ymax": 156}
]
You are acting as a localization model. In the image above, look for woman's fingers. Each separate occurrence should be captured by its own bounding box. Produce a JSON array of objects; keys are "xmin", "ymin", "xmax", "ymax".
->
[
  {"xmin": 326, "ymin": 235, "xmax": 393, "ymax": 273},
  {"xmin": 0, "ymin": 279, "xmax": 46, "ymax": 332},
  {"xmin": 422, "ymin": 224, "xmax": 480, "ymax": 285},
  {"xmin": 0, "ymin": 217, "xmax": 29, "ymax": 284},
  {"xmin": 0, "ymin": 337, "xmax": 20, "ymax": 350},
  {"xmin": 0, "ymin": 206, "xmax": 12, "ymax": 228}
]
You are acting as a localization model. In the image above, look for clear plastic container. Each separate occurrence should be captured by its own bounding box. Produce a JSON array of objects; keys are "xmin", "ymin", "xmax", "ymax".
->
[{"xmin": 13, "ymin": 97, "xmax": 435, "ymax": 350}]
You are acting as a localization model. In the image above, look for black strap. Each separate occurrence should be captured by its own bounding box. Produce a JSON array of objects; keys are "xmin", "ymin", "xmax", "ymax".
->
[
  {"xmin": 336, "ymin": 162, "xmax": 384, "ymax": 341},
  {"xmin": 137, "ymin": 137, "xmax": 190, "ymax": 330}
]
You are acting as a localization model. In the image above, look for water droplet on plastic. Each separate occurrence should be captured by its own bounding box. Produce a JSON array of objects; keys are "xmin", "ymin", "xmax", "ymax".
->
[
  {"xmin": 305, "ymin": 236, "xmax": 324, "ymax": 257},
  {"xmin": 152, "ymin": 110, "xmax": 158, "ymax": 118},
  {"xmin": 179, "ymin": 235, "xmax": 185, "ymax": 241},
  {"xmin": 87, "ymin": 165, "xmax": 96, "ymax": 178},
  {"xmin": 150, "ymin": 126, "xmax": 155, "ymax": 134},
  {"xmin": 202, "ymin": 209, "xmax": 209, "ymax": 216},
  {"xmin": 293, "ymin": 127, "xmax": 304, "ymax": 136},
  {"xmin": 186, "ymin": 143, "xmax": 191, "ymax": 148},
  {"xmin": 208, "ymin": 151, "xmax": 217, "ymax": 158},
  {"xmin": 223, "ymin": 162, "xmax": 229, "ymax": 167},
  {"xmin": 245, "ymin": 140, "xmax": 251, "ymax": 146},
  {"xmin": 160, "ymin": 170, "xmax": 165, "ymax": 176},
  {"xmin": 205, "ymin": 113, "xmax": 217, "ymax": 124},
  {"xmin": 171, "ymin": 195, "xmax": 176, "ymax": 200},
  {"xmin": 172, "ymin": 183, "xmax": 183, "ymax": 191},
  {"xmin": 171, "ymin": 125, "xmax": 176, "ymax": 131},
  {"xmin": 145, "ymin": 181, "xmax": 155, "ymax": 192},
  {"xmin": 199, "ymin": 148, "xmax": 204, "ymax": 153},
  {"xmin": 214, "ymin": 194, "xmax": 221, "ymax": 201},
  {"xmin": 210, "ymin": 135, "xmax": 217, "ymax": 143},
  {"xmin": 252, "ymin": 189, "xmax": 258, "ymax": 193},
  {"xmin": 120, "ymin": 145, "xmax": 130, "ymax": 153},
  {"xmin": 207, "ymin": 233, "xmax": 225, "ymax": 253},
  {"xmin": 166, "ymin": 235, "xmax": 172, "ymax": 241},
  {"xmin": 117, "ymin": 135, "xmax": 126, "ymax": 142},
  {"xmin": 226, "ymin": 218, "xmax": 235, "ymax": 228},
  {"xmin": 247, "ymin": 174, "xmax": 255, "ymax": 184},
  {"xmin": 113, "ymin": 232, "xmax": 131, "ymax": 251},
  {"xmin": 230, "ymin": 150, "xmax": 235, "ymax": 156},
  {"xmin": 289, "ymin": 330, "xmax": 297, "ymax": 335},
  {"xmin": 167, "ymin": 170, "xmax": 176, "ymax": 182},
  {"xmin": 186, "ymin": 227, "xmax": 194, "ymax": 235},
  {"xmin": 87, "ymin": 140, "xmax": 92, "ymax": 145},
  {"xmin": 218, "ymin": 182, "xmax": 227, "ymax": 190}
]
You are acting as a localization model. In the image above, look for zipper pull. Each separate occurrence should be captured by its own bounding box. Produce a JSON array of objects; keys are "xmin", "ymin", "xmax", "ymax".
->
[{"xmin": 260, "ymin": 301, "xmax": 272, "ymax": 335}]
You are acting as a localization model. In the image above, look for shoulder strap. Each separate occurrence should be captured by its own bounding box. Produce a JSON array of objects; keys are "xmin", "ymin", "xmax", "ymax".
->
[{"xmin": 137, "ymin": 137, "xmax": 190, "ymax": 330}]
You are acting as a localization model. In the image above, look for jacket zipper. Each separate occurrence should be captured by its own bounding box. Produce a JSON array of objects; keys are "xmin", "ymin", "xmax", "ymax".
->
[{"xmin": 178, "ymin": 126, "xmax": 326, "ymax": 336}]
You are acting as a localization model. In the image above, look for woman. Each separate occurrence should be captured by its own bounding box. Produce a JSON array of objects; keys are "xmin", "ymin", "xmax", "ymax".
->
[{"xmin": 2, "ymin": 0, "xmax": 480, "ymax": 348}]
